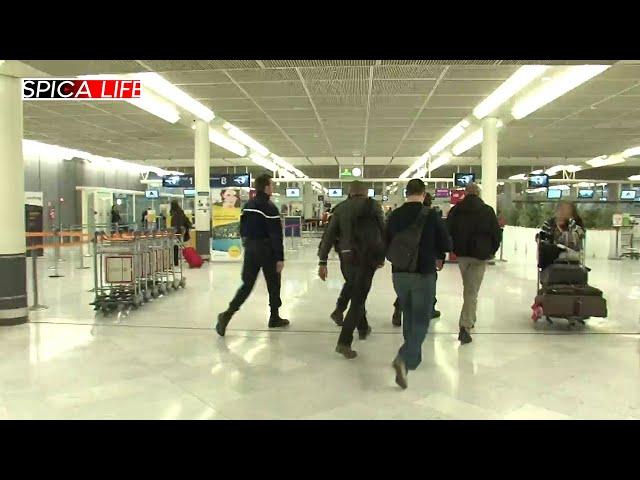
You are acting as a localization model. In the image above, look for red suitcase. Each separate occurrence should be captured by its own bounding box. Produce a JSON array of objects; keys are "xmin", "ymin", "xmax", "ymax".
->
[{"xmin": 183, "ymin": 247, "xmax": 204, "ymax": 268}]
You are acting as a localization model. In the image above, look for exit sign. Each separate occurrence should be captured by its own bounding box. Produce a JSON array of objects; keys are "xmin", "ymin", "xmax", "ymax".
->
[{"xmin": 339, "ymin": 166, "xmax": 363, "ymax": 178}]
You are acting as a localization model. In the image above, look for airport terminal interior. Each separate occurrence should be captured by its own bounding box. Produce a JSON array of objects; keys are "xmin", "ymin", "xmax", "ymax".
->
[{"xmin": 1, "ymin": 59, "xmax": 639, "ymax": 419}]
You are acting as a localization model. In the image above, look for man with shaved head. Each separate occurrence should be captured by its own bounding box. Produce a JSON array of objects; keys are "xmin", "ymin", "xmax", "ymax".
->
[
  {"xmin": 446, "ymin": 182, "xmax": 501, "ymax": 345},
  {"xmin": 318, "ymin": 180, "xmax": 385, "ymax": 359}
]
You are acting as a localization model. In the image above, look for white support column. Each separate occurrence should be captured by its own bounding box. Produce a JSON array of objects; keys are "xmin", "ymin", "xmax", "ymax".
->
[
  {"xmin": 481, "ymin": 117, "xmax": 498, "ymax": 211},
  {"xmin": 194, "ymin": 120, "xmax": 211, "ymax": 260},
  {"xmin": 0, "ymin": 74, "xmax": 28, "ymax": 325}
]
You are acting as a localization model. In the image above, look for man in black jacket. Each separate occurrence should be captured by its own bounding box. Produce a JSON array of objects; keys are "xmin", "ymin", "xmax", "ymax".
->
[
  {"xmin": 387, "ymin": 179, "xmax": 452, "ymax": 389},
  {"xmin": 216, "ymin": 174, "xmax": 289, "ymax": 336},
  {"xmin": 446, "ymin": 183, "xmax": 500, "ymax": 345},
  {"xmin": 318, "ymin": 181, "xmax": 385, "ymax": 359}
]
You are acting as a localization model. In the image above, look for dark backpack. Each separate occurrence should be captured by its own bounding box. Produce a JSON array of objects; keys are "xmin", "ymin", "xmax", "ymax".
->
[
  {"xmin": 386, "ymin": 207, "xmax": 430, "ymax": 272},
  {"xmin": 352, "ymin": 198, "xmax": 385, "ymax": 267}
]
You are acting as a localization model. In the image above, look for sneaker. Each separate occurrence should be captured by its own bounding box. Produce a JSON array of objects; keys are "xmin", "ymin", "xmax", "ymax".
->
[
  {"xmin": 268, "ymin": 315, "xmax": 290, "ymax": 328},
  {"xmin": 392, "ymin": 357, "xmax": 408, "ymax": 389},
  {"xmin": 330, "ymin": 309, "xmax": 344, "ymax": 326},
  {"xmin": 458, "ymin": 326, "xmax": 472, "ymax": 345},
  {"xmin": 358, "ymin": 325, "xmax": 372, "ymax": 340},
  {"xmin": 392, "ymin": 307, "xmax": 402, "ymax": 327},
  {"xmin": 431, "ymin": 310, "xmax": 441, "ymax": 319},
  {"xmin": 335, "ymin": 344, "xmax": 358, "ymax": 359},
  {"xmin": 216, "ymin": 311, "xmax": 232, "ymax": 337}
]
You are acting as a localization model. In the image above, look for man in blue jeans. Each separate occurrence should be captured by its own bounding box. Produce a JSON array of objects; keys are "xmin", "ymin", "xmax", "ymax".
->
[{"xmin": 386, "ymin": 179, "xmax": 451, "ymax": 389}]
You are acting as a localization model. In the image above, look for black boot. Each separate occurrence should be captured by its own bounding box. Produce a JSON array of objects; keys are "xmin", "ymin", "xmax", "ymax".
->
[
  {"xmin": 268, "ymin": 312, "xmax": 290, "ymax": 328},
  {"xmin": 330, "ymin": 309, "xmax": 344, "ymax": 326},
  {"xmin": 458, "ymin": 326, "xmax": 472, "ymax": 345},
  {"xmin": 216, "ymin": 310, "xmax": 233, "ymax": 337},
  {"xmin": 392, "ymin": 306, "xmax": 402, "ymax": 327}
]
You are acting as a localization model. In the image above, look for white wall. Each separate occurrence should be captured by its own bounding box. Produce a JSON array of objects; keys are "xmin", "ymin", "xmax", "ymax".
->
[{"xmin": 501, "ymin": 226, "xmax": 618, "ymax": 263}]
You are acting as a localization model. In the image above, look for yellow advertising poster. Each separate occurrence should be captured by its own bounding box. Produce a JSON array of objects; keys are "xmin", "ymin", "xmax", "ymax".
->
[{"xmin": 211, "ymin": 188, "xmax": 243, "ymax": 258}]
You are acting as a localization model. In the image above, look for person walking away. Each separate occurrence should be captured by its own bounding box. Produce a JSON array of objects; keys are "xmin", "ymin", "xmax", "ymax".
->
[
  {"xmin": 170, "ymin": 200, "xmax": 192, "ymax": 265},
  {"xmin": 386, "ymin": 179, "xmax": 451, "ymax": 389},
  {"xmin": 216, "ymin": 174, "xmax": 289, "ymax": 335},
  {"xmin": 446, "ymin": 183, "xmax": 501, "ymax": 345},
  {"xmin": 318, "ymin": 181, "xmax": 385, "ymax": 359},
  {"xmin": 111, "ymin": 205, "xmax": 121, "ymax": 234},
  {"xmin": 391, "ymin": 192, "xmax": 442, "ymax": 326}
]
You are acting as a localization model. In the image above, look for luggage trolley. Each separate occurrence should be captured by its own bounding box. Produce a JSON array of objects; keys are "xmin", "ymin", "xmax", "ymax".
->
[
  {"xmin": 170, "ymin": 232, "xmax": 187, "ymax": 290},
  {"xmin": 532, "ymin": 234, "xmax": 606, "ymax": 326},
  {"xmin": 92, "ymin": 231, "xmax": 145, "ymax": 313}
]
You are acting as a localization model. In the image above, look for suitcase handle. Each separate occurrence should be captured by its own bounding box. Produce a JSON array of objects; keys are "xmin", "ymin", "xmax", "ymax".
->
[{"xmin": 573, "ymin": 297, "xmax": 582, "ymax": 316}]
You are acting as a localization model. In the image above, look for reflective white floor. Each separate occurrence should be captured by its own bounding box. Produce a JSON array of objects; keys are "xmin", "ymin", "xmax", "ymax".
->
[{"xmin": 1, "ymin": 240, "xmax": 639, "ymax": 419}]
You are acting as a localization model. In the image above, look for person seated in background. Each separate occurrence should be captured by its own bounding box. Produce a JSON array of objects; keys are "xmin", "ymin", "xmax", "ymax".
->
[{"xmin": 537, "ymin": 200, "xmax": 585, "ymax": 270}]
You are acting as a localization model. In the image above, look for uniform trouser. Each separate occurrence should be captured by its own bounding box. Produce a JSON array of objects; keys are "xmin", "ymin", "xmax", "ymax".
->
[
  {"xmin": 337, "ymin": 257, "xmax": 375, "ymax": 347},
  {"xmin": 227, "ymin": 240, "xmax": 282, "ymax": 316},
  {"xmin": 457, "ymin": 257, "xmax": 487, "ymax": 330},
  {"xmin": 393, "ymin": 272, "xmax": 436, "ymax": 371}
]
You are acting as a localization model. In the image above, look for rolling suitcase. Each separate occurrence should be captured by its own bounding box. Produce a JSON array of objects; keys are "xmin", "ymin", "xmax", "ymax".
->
[
  {"xmin": 536, "ymin": 284, "xmax": 607, "ymax": 318},
  {"xmin": 183, "ymin": 247, "xmax": 204, "ymax": 268},
  {"xmin": 540, "ymin": 263, "xmax": 588, "ymax": 285}
]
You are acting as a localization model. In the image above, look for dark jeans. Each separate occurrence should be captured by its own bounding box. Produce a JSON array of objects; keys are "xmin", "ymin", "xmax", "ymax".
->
[
  {"xmin": 337, "ymin": 255, "xmax": 376, "ymax": 347},
  {"xmin": 227, "ymin": 240, "xmax": 282, "ymax": 316},
  {"xmin": 335, "ymin": 254, "xmax": 368, "ymax": 324},
  {"xmin": 392, "ymin": 272, "xmax": 437, "ymax": 371},
  {"xmin": 393, "ymin": 272, "xmax": 438, "ymax": 315}
]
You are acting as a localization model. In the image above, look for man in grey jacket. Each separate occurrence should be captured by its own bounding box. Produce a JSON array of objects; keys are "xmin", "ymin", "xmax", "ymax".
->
[{"xmin": 318, "ymin": 181, "xmax": 385, "ymax": 359}]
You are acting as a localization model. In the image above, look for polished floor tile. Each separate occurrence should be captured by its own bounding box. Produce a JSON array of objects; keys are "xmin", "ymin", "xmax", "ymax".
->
[{"xmin": 0, "ymin": 240, "xmax": 638, "ymax": 419}]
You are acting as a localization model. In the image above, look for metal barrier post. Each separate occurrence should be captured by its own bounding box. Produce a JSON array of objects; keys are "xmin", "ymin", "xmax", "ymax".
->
[
  {"xmin": 48, "ymin": 231, "xmax": 65, "ymax": 278},
  {"xmin": 89, "ymin": 235, "xmax": 98, "ymax": 293},
  {"xmin": 77, "ymin": 236, "xmax": 90, "ymax": 270},
  {"xmin": 29, "ymin": 249, "xmax": 48, "ymax": 311}
]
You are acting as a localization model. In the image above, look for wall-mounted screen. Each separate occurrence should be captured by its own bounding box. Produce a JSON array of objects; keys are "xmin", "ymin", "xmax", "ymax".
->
[
  {"xmin": 454, "ymin": 173, "xmax": 475, "ymax": 187},
  {"xmin": 183, "ymin": 188, "xmax": 196, "ymax": 197},
  {"xmin": 286, "ymin": 188, "xmax": 300, "ymax": 198},
  {"xmin": 210, "ymin": 173, "xmax": 251, "ymax": 189},
  {"xmin": 382, "ymin": 194, "xmax": 389, "ymax": 202},
  {"xmin": 368, "ymin": 188, "xmax": 375, "ymax": 197},
  {"xmin": 528, "ymin": 174, "xmax": 550, "ymax": 188},
  {"xmin": 435, "ymin": 188, "xmax": 450, "ymax": 198},
  {"xmin": 162, "ymin": 174, "xmax": 193, "ymax": 188},
  {"xmin": 328, "ymin": 188, "xmax": 343, "ymax": 197},
  {"xmin": 578, "ymin": 189, "xmax": 594, "ymax": 199},
  {"xmin": 145, "ymin": 190, "xmax": 159, "ymax": 199},
  {"xmin": 547, "ymin": 189, "xmax": 562, "ymax": 200},
  {"xmin": 620, "ymin": 190, "xmax": 637, "ymax": 200}
]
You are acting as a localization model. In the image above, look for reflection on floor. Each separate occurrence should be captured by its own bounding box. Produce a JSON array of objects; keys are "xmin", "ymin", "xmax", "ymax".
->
[{"xmin": 1, "ymin": 240, "xmax": 639, "ymax": 419}]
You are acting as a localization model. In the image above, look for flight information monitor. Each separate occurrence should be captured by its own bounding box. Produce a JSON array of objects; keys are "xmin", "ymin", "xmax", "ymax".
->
[{"xmin": 454, "ymin": 173, "xmax": 475, "ymax": 187}]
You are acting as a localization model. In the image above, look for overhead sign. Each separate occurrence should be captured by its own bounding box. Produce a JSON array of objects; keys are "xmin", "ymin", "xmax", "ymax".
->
[
  {"xmin": 339, "ymin": 167, "xmax": 363, "ymax": 178},
  {"xmin": 210, "ymin": 173, "xmax": 251, "ymax": 189},
  {"xmin": 162, "ymin": 174, "xmax": 194, "ymax": 188}
]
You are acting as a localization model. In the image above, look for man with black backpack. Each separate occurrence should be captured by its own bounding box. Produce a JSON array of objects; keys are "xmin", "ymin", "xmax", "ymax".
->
[
  {"xmin": 386, "ymin": 179, "xmax": 451, "ymax": 389},
  {"xmin": 318, "ymin": 181, "xmax": 385, "ymax": 359}
]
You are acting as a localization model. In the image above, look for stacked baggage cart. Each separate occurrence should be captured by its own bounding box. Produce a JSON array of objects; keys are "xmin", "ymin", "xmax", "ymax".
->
[{"xmin": 91, "ymin": 230, "xmax": 186, "ymax": 313}]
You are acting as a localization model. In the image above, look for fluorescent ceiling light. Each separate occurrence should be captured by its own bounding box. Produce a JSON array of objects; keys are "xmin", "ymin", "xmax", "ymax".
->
[
  {"xmin": 508, "ymin": 173, "xmax": 528, "ymax": 180},
  {"xmin": 527, "ymin": 187, "xmax": 547, "ymax": 194},
  {"xmin": 511, "ymin": 65, "xmax": 610, "ymax": 120},
  {"xmin": 270, "ymin": 153, "xmax": 307, "ymax": 178},
  {"xmin": 530, "ymin": 169, "xmax": 544, "ymax": 175},
  {"xmin": 429, "ymin": 121, "xmax": 470, "ymax": 156},
  {"xmin": 451, "ymin": 128, "xmax": 483, "ymax": 156},
  {"xmin": 227, "ymin": 127, "xmax": 269, "ymax": 156},
  {"xmin": 249, "ymin": 153, "xmax": 278, "ymax": 171},
  {"xmin": 551, "ymin": 184, "xmax": 571, "ymax": 191},
  {"xmin": 623, "ymin": 146, "xmax": 640, "ymax": 157},
  {"xmin": 473, "ymin": 65, "xmax": 549, "ymax": 119},
  {"xmin": 628, "ymin": 175, "xmax": 640, "ymax": 181},
  {"xmin": 586, "ymin": 154, "xmax": 625, "ymax": 168},
  {"xmin": 576, "ymin": 182, "xmax": 595, "ymax": 188},
  {"xmin": 128, "ymin": 89, "xmax": 181, "ymax": 124},
  {"xmin": 208, "ymin": 129, "xmax": 247, "ymax": 157},
  {"xmin": 137, "ymin": 72, "xmax": 214, "ymax": 122},
  {"xmin": 428, "ymin": 153, "xmax": 452, "ymax": 173}
]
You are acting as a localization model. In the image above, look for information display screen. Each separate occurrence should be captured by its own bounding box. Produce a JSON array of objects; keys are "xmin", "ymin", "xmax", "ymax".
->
[
  {"xmin": 145, "ymin": 190, "xmax": 159, "ymax": 199},
  {"xmin": 454, "ymin": 173, "xmax": 475, "ymax": 187},
  {"xmin": 368, "ymin": 188, "xmax": 375, "ymax": 197},
  {"xmin": 162, "ymin": 174, "xmax": 193, "ymax": 188},
  {"xmin": 620, "ymin": 190, "xmax": 637, "ymax": 200},
  {"xmin": 286, "ymin": 188, "xmax": 300, "ymax": 198},
  {"xmin": 528, "ymin": 174, "xmax": 550, "ymax": 188},
  {"xmin": 578, "ymin": 189, "xmax": 594, "ymax": 199},
  {"xmin": 328, "ymin": 188, "xmax": 343, "ymax": 197},
  {"xmin": 210, "ymin": 173, "xmax": 251, "ymax": 189},
  {"xmin": 547, "ymin": 189, "xmax": 562, "ymax": 199}
]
